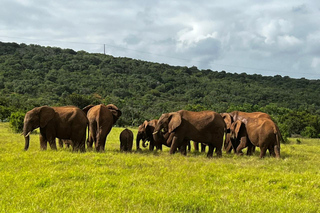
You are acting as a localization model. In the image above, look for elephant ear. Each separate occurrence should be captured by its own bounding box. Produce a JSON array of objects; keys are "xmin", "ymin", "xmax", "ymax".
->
[
  {"xmin": 148, "ymin": 119, "xmax": 158, "ymax": 128},
  {"xmin": 221, "ymin": 113, "xmax": 233, "ymax": 129},
  {"xmin": 39, "ymin": 106, "xmax": 55, "ymax": 128},
  {"xmin": 142, "ymin": 120, "xmax": 149, "ymax": 129},
  {"xmin": 168, "ymin": 112, "xmax": 181, "ymax": 133},
  {"xmin": 106, "ymin": 104, "xmax": 122, "ymax": 123},
  {"xmin": 234, "ymin": 120, "xmax": 245, "ymax": 139}
]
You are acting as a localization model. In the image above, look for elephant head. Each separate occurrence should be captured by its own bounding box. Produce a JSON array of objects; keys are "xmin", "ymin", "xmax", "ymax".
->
[
  {"xmin": 106, "ymin": 104, "xmax": 122, "ymax": 124},
  {"xmin": 229, "ymin": 120, "xmax": 246, "ymax": 149},
  {"xmin": 230, "ymin": 120, "xmax": 246, "ymax": 139},
  {"xmin": 136, "ymin": 119, "xmax": 159, "ymax": 150},
  {"xmin": 23, "ymin": 106, "xmax": 55, "ymax": 150},
  {"xmin": 153, "ymin": 112, "xmax": 181, "ymax": 145},
  {"xmin": 221, "ymin": 113, "xmax": 233, "ymax": 130},
  {"xmin": 136, "ymin": 120, "xmax": 150, "ymax": 149}
]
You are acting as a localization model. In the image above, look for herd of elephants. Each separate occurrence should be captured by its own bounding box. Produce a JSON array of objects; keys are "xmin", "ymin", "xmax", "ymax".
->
[{"xmin": 22, "ymin": 104, "xmax": 282, "ymax": 158}]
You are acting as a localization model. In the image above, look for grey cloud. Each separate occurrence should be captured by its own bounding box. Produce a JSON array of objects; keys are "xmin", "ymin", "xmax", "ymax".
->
[{"xmin": 1, "ymin": 0, "xmax": 320, "ymax": 79}]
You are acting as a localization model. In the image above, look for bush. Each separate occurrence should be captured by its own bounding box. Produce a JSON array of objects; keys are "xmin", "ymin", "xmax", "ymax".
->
[
  {"xmin": 9, "ymin": 111, "xmax": 25, "ymax": 133},
  {"xmin": 301, "ymin": 126, "xmax": 319, "ymax": 138},
  {"xmin": 0, "ymin": 106, "xmax": 12, "ymax": 121}
]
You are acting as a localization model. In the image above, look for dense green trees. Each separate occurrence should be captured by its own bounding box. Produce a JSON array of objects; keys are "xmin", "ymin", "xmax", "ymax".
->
[{"xmin": 1, "ymin": 41, "xmax": 320, "ymax": 138}]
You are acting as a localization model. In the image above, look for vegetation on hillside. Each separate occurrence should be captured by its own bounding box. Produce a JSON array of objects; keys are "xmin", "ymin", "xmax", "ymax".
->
[{"xmin": 1, "ymin": 41, "xmax": 320, "ymax": 138}]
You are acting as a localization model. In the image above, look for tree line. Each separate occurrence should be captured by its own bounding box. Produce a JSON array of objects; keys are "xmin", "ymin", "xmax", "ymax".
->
[{"xmin": 1, "ymin": 41, "xmax": 320, "ymax": 139}]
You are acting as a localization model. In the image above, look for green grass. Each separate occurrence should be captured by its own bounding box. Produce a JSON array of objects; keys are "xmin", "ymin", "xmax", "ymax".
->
[{"xmin": 0, "ymin": 122, "xmax": 319, "ymax": 213}]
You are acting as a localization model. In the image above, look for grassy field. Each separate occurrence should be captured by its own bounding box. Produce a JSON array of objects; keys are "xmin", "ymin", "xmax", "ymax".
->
[{"xmin": 0, "ymin": 122, "xmax": 319, "ymax": 213}]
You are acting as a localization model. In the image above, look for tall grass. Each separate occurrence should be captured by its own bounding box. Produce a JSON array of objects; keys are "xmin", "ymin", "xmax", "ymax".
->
[{"xmin": 0, "ymin": 122, "xmax": 319, "ymax": 212}]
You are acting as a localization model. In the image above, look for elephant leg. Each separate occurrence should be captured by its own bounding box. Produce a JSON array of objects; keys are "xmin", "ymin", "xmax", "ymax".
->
[
  {"xmin": 225, "ymin": 141, "xmax": 232, "ymax": 153},
  {"xmin": 187, "ymin": 140, "xmax": 191, "ymax": 152},
  {"xmin": 87, "ymin": 133, "xmax": 94, "ymax": 150},
  {"xmin": 79, "ymin": 139, "xmax": 86, "ymax": 153},
  {"xmin": 58, "ymin": 139, "xmax": 64, "ymax": 148},
  {"xmin": 224, "ymin": 141, "xmax": 233, "ymax": 154},
  {"xmin": 180, "ymin": 144, "xmax": 187, "ymax": 156},
  {"xmin": 72, "ymin": 141, "xmax": 78, "ymax": 152},
  {"xmin": 149, "ymin": 141, "xmax": 155, "ymax": 151},
  {"xmin": 48, "ymin": 138, "xmax": 57, "ymax": 150},
  {"xmin": 215, "ymin": 146, "xmax": 222, "ymax": 157},
  {"xmin": 252, "ymin": 146, "xmax": 256, "ymax": 153},
  {"xmin": 236, "ymin": 143, "xmax": 245, "ymax": 155},
  {"xmin": 207, "ymin": 144, "xmax": 214, "ymax": 158},
  {"xmin": 201, "ymin": 144, "xmax": 206, "ymax": 152},
  {"xmin": 170, "ymin": 136, "xmax": 180, "ymax": 154},
  {"xmin": 259, "ymin": 146, "xmax": 267, "ymax": 158},
  {"xmin": 156, "ymin": 144, "xmax": 162, "ymax": 151},
  {"xmin": 236, "ymin": 137, "xmax": 248, "ymax": 155},
  {"xmin": 274, "ymin": 145, "xmax": 280, "ymax": 158},
  {"xmin": 193, "ymin": 142, "xmax": 199, "ymax": 151},
  {"xmin": 246, "ymin": 144, "xmax": 254, "ymax": 156},
  {"xmin": 268, "ymin": 145, "xmax": 276, "ymax": 157},
  {"xmin": 40, "ymin": 135, "xmax": 47, "ymax": 150},
  {"xmin": 97, "ymin": 134, "xmax": 107, "ymax": 152}
]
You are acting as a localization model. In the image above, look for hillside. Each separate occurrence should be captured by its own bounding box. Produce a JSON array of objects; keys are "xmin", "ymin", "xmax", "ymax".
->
[{"xmin": 1, "ymin": 41, "xmax": 320, "ymax": 137}]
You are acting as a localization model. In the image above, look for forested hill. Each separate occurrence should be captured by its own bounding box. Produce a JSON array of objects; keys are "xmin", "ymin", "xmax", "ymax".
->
[{"xmin": 1, "ymin": 41, "xmax": 320, "ymax": 137}]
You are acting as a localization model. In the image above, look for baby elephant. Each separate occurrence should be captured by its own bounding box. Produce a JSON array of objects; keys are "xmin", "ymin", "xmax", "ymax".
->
[{"xmin": 120, "ymin": 129, "xmax": 133, "ymax": 152}]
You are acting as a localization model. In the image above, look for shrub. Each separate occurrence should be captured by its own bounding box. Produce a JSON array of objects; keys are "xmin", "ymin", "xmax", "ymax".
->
[
  {"xmin": 9, "ymin": 111, "xmax": 25, "ymax": 133},
  {"xmin": 301, "ymin": 126, "xmax": 319, "ymax": 138}
]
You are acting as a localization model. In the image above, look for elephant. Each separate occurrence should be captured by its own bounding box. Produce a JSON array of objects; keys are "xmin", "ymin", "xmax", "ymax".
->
[
  {"xmin": 221, "ymin": 111, "xmax": 273, "ymax": 130},
  {"xmin": 221, "ymin": 111, "xmax": 281, "ymax": 153},
  {"xmin": 83, "ymin": 104, "xmax": 122, "ymax": 152},
  {"xmin": 153, "ymin": 110, "xmax": 225, "ymax": 157},
  {"xmin": 230, "ymin": 118, "xmax": 280, "ymax": 158},
  {"xmin": 23, "ymin": 106, "xmax": 88, "ymax": 152},
  {"xmin": 136, "ymin": 119, "xmax": 160, "ymax": 151},
  {"xmin": 136, "ymin": 119, "xmax": 190, "ymax": 152},
  {"xmin": 120, "ymin": 128, "xmax": 133, "ymax": 152}
]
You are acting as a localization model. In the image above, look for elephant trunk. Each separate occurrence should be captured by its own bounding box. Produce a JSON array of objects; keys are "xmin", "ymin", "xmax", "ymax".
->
[
  {"xmin": 23, "ymin": 121, "xmax": 32, "ymax": 151},
  {"xmin": 23, "ymin": 128, "xmax": 31, "ymax": 151},
  {"xmin": 136, "ymin": 133, "xmax": 142, "ymax": 150},
  {"xmin": 24, "ymin": 134, "xmax": 30, "ymax": 151},
  {"xmin": 142, "ymin": 139, "xmax": 148, "ymax": 148},
  {"xmin": 152, "ymin": 129, "xmax": 162, "ymax": 145}
]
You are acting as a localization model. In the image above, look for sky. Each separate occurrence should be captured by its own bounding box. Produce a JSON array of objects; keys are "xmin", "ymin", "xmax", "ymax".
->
[{"xmin": 0, "ymin": 0, "xmax": 320, "ymax": 79}]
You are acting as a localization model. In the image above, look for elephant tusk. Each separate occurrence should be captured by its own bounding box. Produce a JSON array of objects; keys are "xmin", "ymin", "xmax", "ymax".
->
[
  {"xmin": 152, "ymin": 131, "xmax": 158, "ymax": 135},
  {"xmin": 25, "ymin": 132, "xmax": 31, "ymax": 137}
]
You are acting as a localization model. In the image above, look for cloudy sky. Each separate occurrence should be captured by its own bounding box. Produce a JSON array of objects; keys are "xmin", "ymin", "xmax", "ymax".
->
[{"xmin": 1, "ymin": 0, "xmax": 319, "ymax": 79}]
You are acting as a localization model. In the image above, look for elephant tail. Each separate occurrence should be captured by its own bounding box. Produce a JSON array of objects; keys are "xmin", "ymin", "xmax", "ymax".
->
[
  {"xmin": 87, "ymin": 124, "xmax": 90, "ymax": 143},
  {"xmin": 274, "ymin": 127, "xmax": 281, "ymax": 158}
]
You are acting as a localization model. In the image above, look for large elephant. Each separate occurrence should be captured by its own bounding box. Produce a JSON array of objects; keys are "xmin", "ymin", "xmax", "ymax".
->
[
  {"xmin": 83, "ymin": 104, "xmax": 122, "ymax": 152},
  {"xmin": 221, "ymin": 111, "xmax": 282, "ymax": 153},
  {"xmin": 120, "ymin": 128, "xmax": 133, "ymax": 152},
  {"xmin": 23, "ymin": 106, "xmax": 88, "ymax": 152},
  {"xmin": 230, "ymin": 118, "xmax": 280, "ymax": 158},
  {"xmin": 221, "ymin": 111, "xmax": 273, "ymax": 130},
  {"xmin": 153, "ymin": 110, "xmax": 225, "ymax": 157}
]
